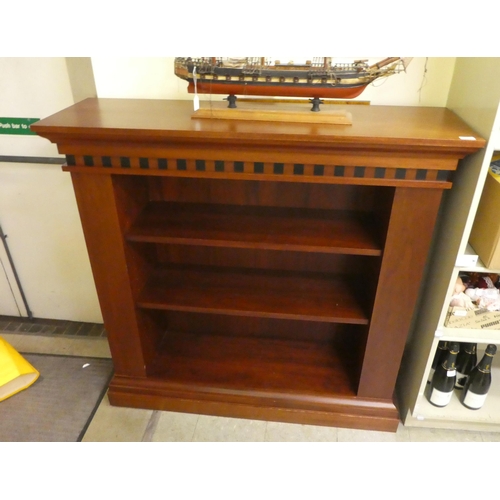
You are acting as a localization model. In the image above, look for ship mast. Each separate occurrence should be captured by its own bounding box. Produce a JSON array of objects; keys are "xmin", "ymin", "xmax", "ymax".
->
[{"xmin": 369, "ymin": 57, "xmax": 400, "ymax": 69}]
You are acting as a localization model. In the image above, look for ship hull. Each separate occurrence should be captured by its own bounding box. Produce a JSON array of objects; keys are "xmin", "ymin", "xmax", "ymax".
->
[{"xmin": 187, "ymin": 81, "xmax": 368, "ymax": 99}]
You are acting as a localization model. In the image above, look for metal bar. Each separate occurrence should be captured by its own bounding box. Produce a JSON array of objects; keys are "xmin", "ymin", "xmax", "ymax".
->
[
  {"xmin": 0, "ymin": 155, "xmax": 65, "ymax": 165},
  {"xmin": 0, "ymin": 223, "xmax": 33, "ymax": 320}
]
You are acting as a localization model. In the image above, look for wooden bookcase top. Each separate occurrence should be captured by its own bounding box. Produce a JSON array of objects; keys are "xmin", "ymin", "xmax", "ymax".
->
[{"xmin": 32, "ymin": 98, "xmax": 485, "ymax": 155}]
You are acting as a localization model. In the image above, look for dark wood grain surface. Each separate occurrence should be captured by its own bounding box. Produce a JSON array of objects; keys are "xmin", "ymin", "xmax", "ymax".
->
[
  {"xmin": 32, "ymin": 98, "xmax": 484, "ymax": 153},
  {"xmin": 127, "ymin": 202, "xmax": 382, "ymax": 255},
  {"xmin": 137, "ymin": 264, "xmax": 369, "ymax": 324}
]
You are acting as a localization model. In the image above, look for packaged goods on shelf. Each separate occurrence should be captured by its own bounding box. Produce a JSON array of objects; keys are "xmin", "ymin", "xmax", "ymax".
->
[
  {"xmin": 447, "ymin": 272, "xmax": 500, "ymax": 328},
  {"xmin": 446, "ymin": 307, "xmax": 500, "ymax": 329}
]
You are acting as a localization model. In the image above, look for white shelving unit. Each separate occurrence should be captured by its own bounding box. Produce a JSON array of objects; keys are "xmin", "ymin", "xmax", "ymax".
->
[{"xmin": 397, "ymin": 58, "xmax": 500, "ymax": 432}]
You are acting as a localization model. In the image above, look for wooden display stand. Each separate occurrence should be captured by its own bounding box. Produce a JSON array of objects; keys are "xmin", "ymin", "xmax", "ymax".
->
[
  {"xmin": 32, "ymin": 98, "xmax": 484, "ymax": 432},
  {"xmin": 192, "ymin": 100, "xmax": 353, "ymax": 124}
]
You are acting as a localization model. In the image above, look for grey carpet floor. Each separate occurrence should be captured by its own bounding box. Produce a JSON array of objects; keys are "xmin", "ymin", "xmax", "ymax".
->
[{"xmin": 0, "ymin": 353, "xmax": 113, "ymax": 442}]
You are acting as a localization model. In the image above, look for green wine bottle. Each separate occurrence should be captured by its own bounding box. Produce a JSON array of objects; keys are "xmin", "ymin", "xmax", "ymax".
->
[
  {"xmin": 455, "ymin": 343, "xmax": 477, "ymax": 390},
  {"xmin": 461, "ymin": 344, "xmax": 497, "ymax": 410},
  {"xmin": 428, "ymin": 341, "xmax": 448, "ymax": 383},
  {"xmin": 429, "ymin": 342, "xmax": 459, "ymax": 407}
]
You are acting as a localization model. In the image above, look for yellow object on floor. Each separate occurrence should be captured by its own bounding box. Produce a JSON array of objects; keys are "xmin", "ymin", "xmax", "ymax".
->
[{"xmin": 0, "ymin": 336, "xmax": 39, "ymax": 402}]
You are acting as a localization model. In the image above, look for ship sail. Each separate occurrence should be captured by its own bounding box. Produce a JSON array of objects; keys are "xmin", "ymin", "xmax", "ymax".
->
[{"xmin": 224, "ymin": 58, "xmax": 248, "ymax": 68}]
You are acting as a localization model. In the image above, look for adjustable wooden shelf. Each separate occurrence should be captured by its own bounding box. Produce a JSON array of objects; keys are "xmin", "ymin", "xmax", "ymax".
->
[{"xmin": 31, "ymin": 98, "xmax": 484, "ymax": 431}]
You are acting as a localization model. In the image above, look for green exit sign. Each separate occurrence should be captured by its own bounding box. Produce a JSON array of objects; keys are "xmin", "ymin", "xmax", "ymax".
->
[{"xmin": 0, "ymin": 117, "xmax": 39, "ymax": 135}]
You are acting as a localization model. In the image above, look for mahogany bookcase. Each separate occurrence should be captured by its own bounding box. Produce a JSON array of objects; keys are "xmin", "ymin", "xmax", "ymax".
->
[{"xmin": 32, "ymin": 98, "xmax": 484, "ymax": 432}]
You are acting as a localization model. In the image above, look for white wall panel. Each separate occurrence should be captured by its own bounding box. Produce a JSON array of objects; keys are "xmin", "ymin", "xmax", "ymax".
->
[{"xmin": 0, "ymin": 58, "xmax": 101, "ymax": 322}]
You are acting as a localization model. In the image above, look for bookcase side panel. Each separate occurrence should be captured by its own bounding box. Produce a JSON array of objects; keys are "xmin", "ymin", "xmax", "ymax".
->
[
  {"xmin": 70, "ymin": 172, "xmax": 152, "ymax": 377},
  {"xmin": 358, "ymin": 187, "xmax": 444, "ymax": 399}
]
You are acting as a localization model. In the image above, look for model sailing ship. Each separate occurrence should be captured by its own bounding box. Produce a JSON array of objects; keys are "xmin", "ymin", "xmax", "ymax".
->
[{"xmin": 174, "ymin": 57, "xmax": 411, "ymax": 101}]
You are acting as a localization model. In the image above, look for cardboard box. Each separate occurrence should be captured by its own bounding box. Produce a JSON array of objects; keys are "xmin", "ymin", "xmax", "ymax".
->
[
  {"xmin": 469, "ymin": 168, "xmax": 500, "ymax": 269},
  {"xmin": 446, "ymin": 306, "xmax": 500, "ymax": 329}
]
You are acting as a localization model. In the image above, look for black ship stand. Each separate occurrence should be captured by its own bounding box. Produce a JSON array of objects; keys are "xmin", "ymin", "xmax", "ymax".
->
[
  {"xmin": 191, "ymin": 95, "xmax": 365, "ymax": 125},
  {"xmin": 225, "ymin": 94, "xmax": 325, "ymax": 113}
]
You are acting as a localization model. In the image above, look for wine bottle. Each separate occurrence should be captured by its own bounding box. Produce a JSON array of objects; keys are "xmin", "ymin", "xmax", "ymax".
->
[
  {"xmin": 461, "ymin": 344, "xmax": 497, "ymax": 410},
  {"xmin": 428, "ymin": 342, "xmax": 459, "ymax": 407},
  {"xmin": 455, "ymin": 343, "xmax": 477, "ymax": 389},
  {"xmin": 428, "ymin": 341, "xmax": 448, "ymax": 383}
]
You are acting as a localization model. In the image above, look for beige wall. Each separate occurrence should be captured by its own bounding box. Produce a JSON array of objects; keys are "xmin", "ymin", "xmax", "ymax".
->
[
  {"xmin": 91, "ymin": 57, "xmax": 456, "ymax": 106},
  {"xmin": 0, "ymin": 58, "xmax": 101, "ymax": 322}
]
